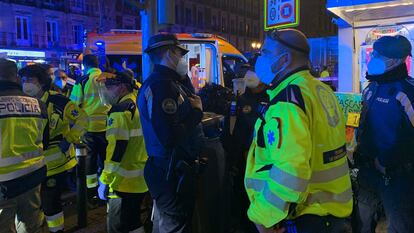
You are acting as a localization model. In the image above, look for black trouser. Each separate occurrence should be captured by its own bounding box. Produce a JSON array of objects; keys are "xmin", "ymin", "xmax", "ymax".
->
[
  {"xmin": 354, "ymin": 167, "xmax": 414, "ymax": 233},
  {"xmin": 83, "ymin": 131, "xmax": 107, "ymax": 198},
  {"xmin": 144, "ymin": 158, "xmax": 196, "ymax": 233},
  {"xmin": 282, "ymin": 215, "xmax": 351, "ymax": 233},
  {"xmin": 40, "ymin": 172, "xmax": 68, "ymax": 232},
  {"xmin": 107, "ymin": 192, "xmax": 146, "ymax": 233}
]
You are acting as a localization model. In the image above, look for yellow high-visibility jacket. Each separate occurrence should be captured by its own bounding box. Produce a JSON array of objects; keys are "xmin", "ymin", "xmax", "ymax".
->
[
  {"xmin": 245, "ymin": 70, "xmax": 353, "ymax": 227},
  {"xmin": 100, "ymin": 92, "xmax": 148, "ymax": 193},
  {"xmin": 70, "ymin": 68, "xmax": 110, "ymax": 132},
  {"xmin": 41, "ymin": 91, "xmax": 88, "ymax": 176},
  {"xmin": 0, "ymin": 81, "xmax": 48, "ymax": 197}
]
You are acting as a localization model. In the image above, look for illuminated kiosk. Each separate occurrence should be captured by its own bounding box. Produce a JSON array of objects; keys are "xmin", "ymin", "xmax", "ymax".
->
[
  {"xmin": 0, "ymin": 49, "xmax": 46, "ymax": 68},
  {"xmin": 327, "ymin": 0, "xmax": 414, "ymax": 93}
]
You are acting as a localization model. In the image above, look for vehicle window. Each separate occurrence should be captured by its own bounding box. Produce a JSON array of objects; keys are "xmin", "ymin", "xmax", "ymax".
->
[{"xmin": 180, "ymin": 42, "xmax": 218, "ymax": 93}]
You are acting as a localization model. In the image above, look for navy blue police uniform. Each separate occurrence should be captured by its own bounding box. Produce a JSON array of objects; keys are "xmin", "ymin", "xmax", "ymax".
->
[
  {"xmin": 355, "ymin": 36, "xmax": 414, "ymax": 233},
  {"xmin": 138, "ymin": 64, "xmax": 203, "ymax": 233}
]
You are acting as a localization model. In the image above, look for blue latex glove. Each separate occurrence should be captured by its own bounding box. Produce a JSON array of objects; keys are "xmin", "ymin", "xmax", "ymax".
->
[{"xmin": 98, "ymin": 180, "xmax": 109, "ymax": 201}]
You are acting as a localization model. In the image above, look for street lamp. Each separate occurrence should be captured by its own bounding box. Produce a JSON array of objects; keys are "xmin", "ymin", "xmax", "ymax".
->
[
  {"xmin": 251, "ymin": 42, "xmax": 257, "ymax": 49},
  {"xmin": 251, "ymin": 42, "xmax": 262, "ymax": 50}
]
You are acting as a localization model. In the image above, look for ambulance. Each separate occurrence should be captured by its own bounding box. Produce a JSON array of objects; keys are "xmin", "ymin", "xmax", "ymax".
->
[{"xmin": 85, "ymin": 29, "xmax": 248, "ymax": 92}]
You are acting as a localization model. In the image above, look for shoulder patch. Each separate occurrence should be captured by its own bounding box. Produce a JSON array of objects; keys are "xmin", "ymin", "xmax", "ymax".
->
[
  {"xmin": 269, "ymin": 85, "xmax": 306, "ymax": 113},
  {"xmin": 162, "ymin": 98, "xmax": 177, "ymax": 114},
  {"xmin": 316, "ymin": 85, "xmax": 340, "ymax": 128}
]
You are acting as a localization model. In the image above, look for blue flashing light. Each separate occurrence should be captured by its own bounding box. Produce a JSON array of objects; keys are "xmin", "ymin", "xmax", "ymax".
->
[{"xmin": 95, "ymin": 41, "xmax": 105, "ymax": 47}]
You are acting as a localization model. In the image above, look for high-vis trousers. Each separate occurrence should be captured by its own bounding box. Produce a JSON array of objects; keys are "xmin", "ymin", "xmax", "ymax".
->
[{"xmin": 0, "ymin": 185, "xmax": 44, "ymax": 233}]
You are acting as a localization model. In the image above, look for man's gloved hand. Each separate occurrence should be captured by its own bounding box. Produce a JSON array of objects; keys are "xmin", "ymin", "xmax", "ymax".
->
[
  {"xmin": 98, "ymin": 180, "xmax": 109, "ymax": 201},
  {"xmin": 59, "ymin": 139, "xmax": 71, "ymax": 154}
]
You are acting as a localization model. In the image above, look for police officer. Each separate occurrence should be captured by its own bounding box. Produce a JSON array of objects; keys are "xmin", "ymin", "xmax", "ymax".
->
[
  {"xmin": 229, "ymin": 68, "xmax": 268, "ymax": 233},
  {"xmin": 70, "ymin": 54, "xmax": 110, "ymax": 201},
  {"xmin": 138, "ymin": 34, "xmax": 204, "ymax": 233},
  {"xmin": 19, "ymin": 64, "xmax": 88, "ymax": 233},
  {"xmin": 0, "ymin": 59, "xmax": 48, "ymax": 233},
  {"xmin": 98, "ymin": 72, "xmax": 148, "ymax": 233},
  {"xmin": 355, "ymin": 35, "xmax": 414, "ymax": 233},
  {"xmin": 244, "ymin": 29, "xmax": 353, "ymax": 233}
]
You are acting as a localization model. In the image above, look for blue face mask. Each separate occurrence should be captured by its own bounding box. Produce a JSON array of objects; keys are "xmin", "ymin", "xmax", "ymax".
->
[
  {"xmin": 255, "ymin": 53, "xmax": 288, "ymax": 85},
  {"xmin": 367, "ymin": 57, "xmax": 387, "ymax": 75}
]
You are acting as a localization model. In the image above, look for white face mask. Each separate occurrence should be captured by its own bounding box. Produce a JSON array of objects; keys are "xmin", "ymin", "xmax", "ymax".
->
[
  {"xmin": 176, "ymin": 58, "xmax": 189, "ymax": 76},
  {"xmin": 163, "ymin": 50, "xmax": 181, "ymax": 71},
  {"xmin": 23, "ymin": 83, "xmax": 41, "ymax": 97},
  {"xmin": 255, "ymin": 52, "xmax": 288, "ymax": 85},
  {"xmin": 244, "ymin": 70, "xmax": 260, "ymax": 88}
]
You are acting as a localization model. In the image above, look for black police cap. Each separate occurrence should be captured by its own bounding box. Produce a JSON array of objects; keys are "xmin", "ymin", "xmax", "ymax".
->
[
  {"xmin": 373, "ymin": 35, "xmax": 412, "ymax": 59},
  {"xmin": 144, "ymin": 33, "xmax": 189, "ymax": 55}
]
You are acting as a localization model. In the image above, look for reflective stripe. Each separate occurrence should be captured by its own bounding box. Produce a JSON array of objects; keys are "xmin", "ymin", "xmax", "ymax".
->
[
  {"xmin": 130, "ymin": 128, "xmax": 143, "ymax": 137},
  {"xmin": 269, "ymin": 166, "xmax": 308, "ymax": 192},
  {"xmin": 306, "ymin": 187, "xmax": 353, "ymax": 204},
  {"xmin": 245, "ymin": 178, "xmax": 265, "ymax": 191},
  {"xmin": 86, "ymin": 174, "xmax": 98, "ymax": 188},
  {"xmin": 89, "ymin": 115, "xmax": 107, "ymax": 122},
  {"xmin": 46, "ymin": 212, "xmax": 64, "ymax": 232},
  {"xmin": 0, "ymin": 150, "xmax": 43, "ymax": 167},
  {"xmin": 104, "ymin": 163, "xmax": 119, "ymax": 173},
  {"xmin": 116, "ymin": 167, "xmax": 144, "ymax": 178},
  {"xmin": 310, "ymin": 161, "xmax": 349, "ymax": 183},
  {"xmin": 396, "ymin": 92, "xmax": 414, "ymax": 127},
  {"xmin": 263, "ymin": 183, "xmax": 289, "ymax": 212},
  {"xmin": 71, "ymin": 123, "xmax": 84, "ymax": 132},
  {"xmin": 0, "ymin": 159, "xmax": 45, "ymax": 182},
  {"xmin": 106, "ymin": 128, "xmax": 143, "ymax": 138},
  {"xmin": 70, "ymin": 94, "xmax": 81, "ymax": 102},
  {"xmin": 44, "ymin": 152, "xmax": 63, "ymax": 163},
  {"xmin": 145, "ymin": 87, "xmax": 153, "ymax": 119}
]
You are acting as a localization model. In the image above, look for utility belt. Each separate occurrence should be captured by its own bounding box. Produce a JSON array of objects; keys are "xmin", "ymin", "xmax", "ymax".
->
[
  {"xmin": 357, "ymin": 159, "xmax": 413, "ymax": 176},
  {"xmin": 356, "ymin": 154, "xmax": 413, "ymax": 186},
  {"xmin": 148, "ymin": 156, "xmax": 207, "ymax": 176},
  {"xmin": 148, "ymin": 154, "xmax": 207, "ymax": 196}
]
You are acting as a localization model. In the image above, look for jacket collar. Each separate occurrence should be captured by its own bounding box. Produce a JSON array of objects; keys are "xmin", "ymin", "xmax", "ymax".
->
[
  {"xmin": 118, "ymin": 92, "xmax": 135, "ymax": 104},
  {"xmin": 269, "ymin": 66, "xmax": 309, "ymax": 89},
  {"xmin": 0, "ymin": 80, "xmax": 22, "ymax": 92},
  {"xmin": 366, "ymin": 63, "xmax": 409, "ymax": 84},
  {"xmin": 267, "ymin": 69, "xmax": 310, "ymax": 101},
  {"xmin": 153, "ymin": 64, "xmax": 182, "ymax": 81}
]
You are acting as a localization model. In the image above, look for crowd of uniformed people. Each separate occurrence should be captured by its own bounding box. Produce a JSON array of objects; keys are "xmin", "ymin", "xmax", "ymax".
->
[{"xmin": 0, "ymin": 28, "xmax": 413, "ymax": 233}]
